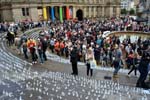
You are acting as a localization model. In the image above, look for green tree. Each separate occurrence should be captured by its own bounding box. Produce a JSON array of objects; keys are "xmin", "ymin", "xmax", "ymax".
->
[
  {"xmin": 121, "ymin": 9, "xmax": 127, "ymax": 15},
  {"xmin": 129, "ymin": 8, "xmax": 135, "ymax": 15}
]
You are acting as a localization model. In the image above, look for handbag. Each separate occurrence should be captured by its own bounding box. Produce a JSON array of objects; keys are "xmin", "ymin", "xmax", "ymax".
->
[{"xmin": 90, "ymin": 59, "xmax": 97, "ymax": 69}]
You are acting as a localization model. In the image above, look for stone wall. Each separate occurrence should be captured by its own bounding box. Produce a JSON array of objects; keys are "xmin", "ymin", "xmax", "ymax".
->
[{"xmin": 1, "ymin": 9, "xmax": 13, "ymax": 22}]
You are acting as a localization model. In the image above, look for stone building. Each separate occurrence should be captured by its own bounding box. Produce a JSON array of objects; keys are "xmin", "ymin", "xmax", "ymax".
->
[{"xmin": 0, "ymin": 0, "xmax": 121, "ymax": 22}]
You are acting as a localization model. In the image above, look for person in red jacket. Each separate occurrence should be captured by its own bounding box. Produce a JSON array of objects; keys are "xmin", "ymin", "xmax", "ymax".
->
[
  {"xmin": 54, "ymin": 40, "xmax": 60, "ymax": 56},
  {"xmin": 27, "ymin": 38, "xmax": 37, "ymax": 64},
  {"xmin": 60, "ymin": 41, "xmax": 65, "ymax": 56}
]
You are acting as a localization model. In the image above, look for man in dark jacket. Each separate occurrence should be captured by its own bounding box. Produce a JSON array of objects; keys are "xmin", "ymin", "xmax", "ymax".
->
[
  {"xmin": 41, "ymin": 37, "xmax": 48, "ymax": 61},
  {"xmin": 94, "ymin": 45, "xmax": 100, "ymax": 65},
  {"xmin": 136, "ymin": 44, "xmax": 150, "ymax": 89},
  {"xmin": 70, "ymin": 46, "xmax": 78, "ymax": 75}
]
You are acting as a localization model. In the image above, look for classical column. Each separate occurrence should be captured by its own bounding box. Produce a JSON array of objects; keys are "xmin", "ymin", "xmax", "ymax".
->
[
  {"xmin": 59, "ymin": 6, "xmax": 63, "ymax": 22},
  {"xmin": 43, "ymin": 6, "xmax": 48, "ymax": 20},
  {"xmin": 51, "ymin": 6, "xmax": 55, "ymax": 21},
  {"xmin": 66, "ymin": 6, "xmax": 70, "ymax": 20},
  {"xmin": 73, "ymin": 6, "xmax": 76, "ymax": 19},
  {"xmin": 83, "ymin": 7, "xmax": 86, "ymax": 18},
  {"xmin": 93, "ymin": 7, "xmax": 96, "ymax": 17},
  {"xmin": 116, "ymin": 6, "xmax": 120, "ymax": 17},
  {"xmin": 89, "ymin": 7, "xmax": 91, "ymax": 18},
  {"xmin": 102, "ymin": 6, "xmax": 104, "ymax": 17},
  {"xmin": 55, "ymin": 7, "xmax": 59, "ymax": 19},
  {"xmin": 109, "ymin": 7, "xmax": 113, "ymax": 17},
  {"xmin": 99, "ymin": 7, "xmax": 101, "ymax": 17}
]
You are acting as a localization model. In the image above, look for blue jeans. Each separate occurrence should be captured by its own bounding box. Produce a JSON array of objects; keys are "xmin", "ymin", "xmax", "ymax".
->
[
  {"xmin": 39, "ymin": 52, "xmax": 44, "ymax": 63},
  {"xmin": 113, "ymin": 66, "xmax": 121, "ymax": 75}
]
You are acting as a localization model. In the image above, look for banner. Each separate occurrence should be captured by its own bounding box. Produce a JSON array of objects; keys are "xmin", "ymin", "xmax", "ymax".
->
[{"xmin": 43, "ymin": 7, "xmax": 48, "ymax": 20}]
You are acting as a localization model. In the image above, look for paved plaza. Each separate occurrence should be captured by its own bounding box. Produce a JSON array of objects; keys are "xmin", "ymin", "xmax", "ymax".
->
[{"xmin": 0, "ymin": 28, "xmax": 149, "ymax": 100}]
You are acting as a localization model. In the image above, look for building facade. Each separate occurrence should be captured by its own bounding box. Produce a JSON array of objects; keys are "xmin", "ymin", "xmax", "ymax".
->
[{"xmin": 0, "ymin": 0, "xmax": 121, "ymax": 22}]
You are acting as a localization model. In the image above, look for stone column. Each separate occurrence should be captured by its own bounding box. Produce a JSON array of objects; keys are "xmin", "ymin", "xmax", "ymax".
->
[
  {"xmin": 55, "ymin": 7, "xmax": 59, "ymax": 19},
  {"xmin": 109, "ymin": 7, "xmax": 113, "ymax": 17},
  {"xmin": 89, "ymin": 7, "xmax": 91, "ymax": 18},
  {"xmin": 83, "ymin": 7, "xmax": 86, "ymax": 18},
  {"xmin": 73, "ymin": 6, "xmax": 76, "ymax": 19},
  {"xmin": 116, "ymin": 6, "xmax": 120, "ymax": 17},
  {"xmin": 102, "ymin": 6, "xmax": 104, "ymax": 17},
  {"xmin": 97, "ymin": 6, "xmax": 100, "ymax": 17},
  {"xmin": 99, "ymin": 7, "xmax": 102, "ymax": 17},
  {"xmin": 93, "ymin": 7, "xmax": 96, "ymax": 17}
]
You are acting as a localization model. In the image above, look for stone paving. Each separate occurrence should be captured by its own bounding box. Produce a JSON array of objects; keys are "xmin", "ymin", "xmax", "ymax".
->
[{"xmin": 0, "ymin": 29, "xmax": 150, "ymax": 100}]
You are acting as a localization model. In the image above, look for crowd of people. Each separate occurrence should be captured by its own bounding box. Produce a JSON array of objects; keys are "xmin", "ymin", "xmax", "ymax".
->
[{"xmin": 1, "ymin": 16, "xmax": 150, "ymax": 89}]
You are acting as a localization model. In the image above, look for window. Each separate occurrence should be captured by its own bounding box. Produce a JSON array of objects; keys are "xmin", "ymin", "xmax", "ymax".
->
[
  {"xmin": 22, "ymin": 8, "xmax": 26, "ymax": 16},
  {"xmin": 22, "ymin": 8, "xmax": 30, "ymax": 16},
  {"xmin": 26, "ymin": 8, "xmax": 29, "ymax": 16}
]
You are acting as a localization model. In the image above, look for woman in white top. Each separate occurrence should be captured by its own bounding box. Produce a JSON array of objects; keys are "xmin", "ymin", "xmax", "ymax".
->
[{"xmin": 85, "ymin": 47, "xmax": 94, "ymax": 77}]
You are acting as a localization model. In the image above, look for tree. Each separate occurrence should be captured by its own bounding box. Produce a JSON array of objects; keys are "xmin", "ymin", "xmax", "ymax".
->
[
  {"xmin": 121, "ymin": 9, "xmax": 127, "ymax": 15},
  {"xmin": 129, "ymin": 8, "xmax": 135, "ymax": 15}
]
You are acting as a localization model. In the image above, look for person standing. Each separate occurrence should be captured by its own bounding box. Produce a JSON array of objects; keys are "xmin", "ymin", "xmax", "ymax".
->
[
  {"xmin": 60, "ymin": 41, "xmax": 65, "ymax": 56},
  {"xmin": 41, "ymin": 38, "xmax": 48, "ymax": 61},
  {"xmin": 54, "ymin": 40, "xmax": 60, "ymax": 56},
  {"xmin": 127, "ymin": 52, "xmax": 140, "ymax": 77},
  {"xmin": 85, "ymin": 47, "xmax": 94, "ymax": 77},
  {"xmin": 22, "ymin": 40, "xmax": 28, "ymax": 59},
  {"xmin": 70, "ymin": 46, "xmax": 78, "ymax": 75},
  {"xmin": 49, "ymin": 38, "xmax": 55, "ymax": 53},
  {"xmin": 30, "ymin": 45, "xmax": 37, "ymax": 64},
  {"xmin": 37, "ymin": 39, "xmax": 44, "ymax": 64},
  {"xmin": 112, "ymin": 44, "xmax": 123, "ymax": 78},
  {"xmin": 136, "ymin": 45, "xmax": 150, "ymax": 89},
  {"xmin": 126, "ymin": 51, "xmax": 134, "ymax": 69},
  {"xmin": 94, "ymin": 45, "xmax": 100, "ymax": 65},
  {"xmin": 27, "ymin": 38, "xmax": 37, "ymax": 64}
]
